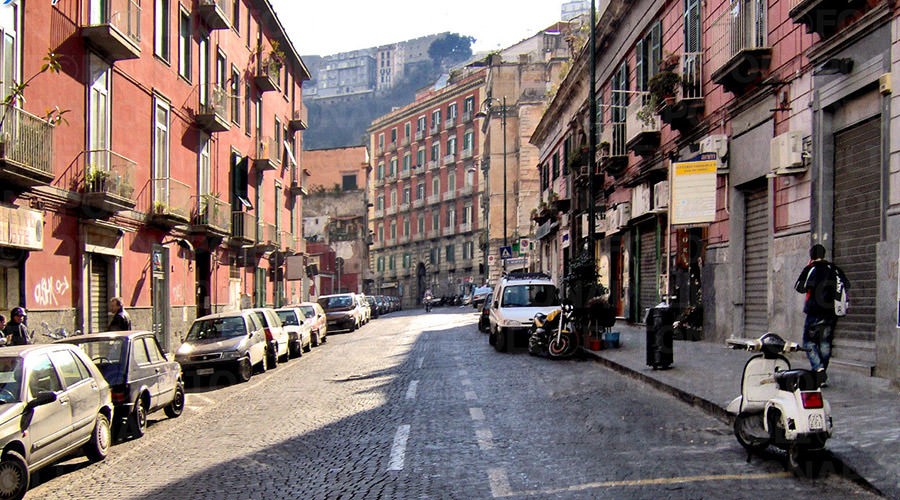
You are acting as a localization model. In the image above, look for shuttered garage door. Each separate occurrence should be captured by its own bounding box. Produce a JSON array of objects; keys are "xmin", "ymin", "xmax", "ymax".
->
[
  {"xmin": 743, "ymin": 189, "xmax": 768, "ymax": 336},
  {"xmin": 638, "ymin": 224, "xmax": 658, "ymax": 321},
  {"xmin": 90, "ymin": 254, "xmax": 109, "ymax": 333},
  {"xmin": 832, "ymin": 117, "xmax": 879, "ymax": 367}
]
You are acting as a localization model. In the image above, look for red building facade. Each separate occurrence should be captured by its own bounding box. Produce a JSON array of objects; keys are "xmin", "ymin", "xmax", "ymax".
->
[{"xmin": 2, "ymin": 0, "xmax": 308, "ymax": 350}]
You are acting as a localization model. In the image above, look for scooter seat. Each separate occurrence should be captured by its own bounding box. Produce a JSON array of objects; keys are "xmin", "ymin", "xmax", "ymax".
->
[{"xmin": 774, "ymin": 369, "xmax": 820, "ymax": 392}]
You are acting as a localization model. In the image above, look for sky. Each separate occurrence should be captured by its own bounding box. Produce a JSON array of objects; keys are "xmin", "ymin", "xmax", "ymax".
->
[{"xmin": 269, "ymin": 0, "xmax": 564, "ymax": 57}]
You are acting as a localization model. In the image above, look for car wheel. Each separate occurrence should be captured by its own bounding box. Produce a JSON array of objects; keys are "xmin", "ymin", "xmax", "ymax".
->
[
  {"xmin": 84, "ymin": 413, "xmax": 112, "ymax": 462},
  {"xmin": 303, "ymin": 338, "xmax": 312, "ymax": 353},
  {"xmin": 312, "ymin": 331, "xmax": 320, "ymax": 347},
  {"xmin": 164, "ymin": 383, "xmax": 185, "ymax": 418},
  {"xmin": 128, "ymin": 399, "xmax": 148, "ymax": 439},
  {"xmin": 237, "ymin": 358, "xmax": 253, "ymax": 382},
  {"xmin": 0, "ymin": 450, "xmax": 29, "ymax": 500},
  {"xmin": 289, "ymin": 341, "xmax": 301, "ymax": 358},
  {"xmin": 266, "ymin": 345, "xmax": 278, "ymax": 370},
  {"xmin": 494, "ymin": 328, "xmax": 508, "ymax": 353},
  {"xmin": 279, "ymin": 346, "xmax": 290, "ymax": 364}
]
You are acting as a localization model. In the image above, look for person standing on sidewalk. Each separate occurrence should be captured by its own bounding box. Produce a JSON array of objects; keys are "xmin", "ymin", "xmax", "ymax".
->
[
  {"xmin": 3, "ymin": 308, "xmax": 31, "ymax": 346},
  {"xmin": 794, "ymin": 244, "xmax": 848, "ymax": 382},
  {"xmin": 107, "ymin": 297, "xmax": 133, "ymax": 331}
]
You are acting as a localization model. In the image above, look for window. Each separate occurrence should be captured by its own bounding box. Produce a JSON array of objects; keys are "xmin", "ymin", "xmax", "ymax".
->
[
  {"xmin": 342, "ymin": 174, "xmax": 357, "ymax": 191},
  {"xmin": 448, "ymin": 208, "xmax": 456, "ymax": 228},
  {"xmin": 403, "ymin": 253, "xmax": 411, "ymax": 269},
  {"xmin": 463, "ymin": 131, "xmax": 474, "ymax": 151},
  {"xmin": 431, "ymin": 142, "xmax": 440, "ymax": 161},
  {"xmin": 635, "ymin": 21, "xmax": 662, "ymax": 92},
  {"xmin": 390, "ymin": 128, "xmax": 397, "ymax": 144},
  {"xmin": 402, "ymin": 187, "xmax": 411, "ymax": 204},
  {"xmin": 376, "ymin": 195, "xmax": 384, "ymax": 210},
  {"xmin": 231, "ymin": 67, "xmax": 241, "ymax": 124},
  {"xmin": 417, "ymin": 148, "xmax": 425, "ymax": 167},
  {"xmin": 464, "ymin": 96, "xmax": 475, "ymax": 113},
  {"xmin": 274, "ymin": 182, "xmax": 282, "ymax": 231},
  {"xmin": 377, "ymin": 225, "xmax": 383, "ymax": 242},
  {"xmin": 685, "ymin": 0, "xmax": 701, "ymax": 53},
  {"xmin": 390, "ymin": 190, "xmax": 397, "ymax": 207},
  {"xmin": 88, "ymin": 56, "xmax": 110, "ymax": 165},
  {"xmin": 551, "ymin": 153, "xmax": 559, "ymax": 180},
  {"xmin": 27, "ymin": 354, "xmax": 62, "ymax": 396},
  {"xmin": 49, "ymin": 350, "xmax": 87, "ymax": 388},
  {"xmin": 417, "ymin": 116, "xmax": 426, "ymax": 133},
  {"xmin": 431, "ymin": 212, "xmax": 439, "ymax": 232},
  {"xmin": 178, "ymin": 9, "xmax": 191, "ymax": 80},
  {"xmin": 377, "ymin": 163, "xmax": 384, "ymax": 179},
  {"xmin": 403, "ymin": 218, "xmax": 410, "ymax": 237},
  {"xmin": 445, "ymin": 244, "xmax": 455, "ymax": 262},
  {"xmin": 377, "ymin": 256, "xmax": 385, "ymax": 272},
  {"xmin": 403, "ymin": 153, "xmax": 411, "ymax": 171},
  {"xmin": 378, "ymin": 133, "xmax": 384, "ymax": 148},
  {"xmin": 153, "ymin": 98, "xmax": 171, "ymax": 204},
  {"xmin": 447, "ymin": 136, "xmax": 457, "ymax": 155},
  {"xmin": 416, "ymin": 182, "xmax": 425, "ymax": 200},
  {"xmin": 232, "ymin": 0, "xmax": 240, "ymax": 33},
  {"xmin": 144, "ymin": 338, "xmax": 165, "ymax": 363},
  {"xmin": 244, "ymin": 82, "xmax": 251, "ymax": 134},
  {"xmin": 132, "ymin": 340, "xmax": 151, "ymax": 365},
  {"xmin": 448, "ymin": 171, "xmax": 456, "ymax": 192},
  {"xmin": 431, "ymin": 177, "xmax": 440, "ymax": 197},
  {"xmin": 154, "ymin": 0, "xmax": 170, "ymax": 61},
  {"xmin": 462, "ymin": 205, "xmax": 472, "ymax": 224},
  {"xmin": 231, "ymin": 150, "xmax": 250, "ymax": 211},
  {"xmin": 431, "ymin": 109, "xmax": 441, "ymax": 130},
  {"xmin": 199, "ymin": 135, "xmax": 211, "ymax": 198},
  {"xmin": 417, "ymin": 213, "xmax": 425, "ymax": 234},
  {"xmin": 463, "ymin": 241, "xmax": 474, "ymax": 259},
  {"xmin": 430, "ymin": 247, "xmax": 440, "ymax": 265},
  {"xmin": 217, "ymin": 50, "xmax": 227, "ymax": 90},
  {"xmin": 0, "ymin": 4, "xmax": 19, "ymax": 104},
  {"xmin": 404, "ymin": 122, "xmax": 411, "ymax": 139},
  {"xmin": 389, "ymin": 255, "xmax": 396, "ymax": 270},
  {"xmin": 389, "ymin": 158, "xmax": 397, "ymax": 176}
]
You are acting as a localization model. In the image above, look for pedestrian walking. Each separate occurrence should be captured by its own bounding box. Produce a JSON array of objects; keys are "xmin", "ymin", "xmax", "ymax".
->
[
  {"xmin": 794, "ymin": 244, "xmax": 849, "ymax": 383},
  {"xmin": 3, "ymin": 307, "xmax": 31, "ymax": 346},
  {"xmin": 108, "ymin": 297, "xmax": 133, "ymax": 331}
]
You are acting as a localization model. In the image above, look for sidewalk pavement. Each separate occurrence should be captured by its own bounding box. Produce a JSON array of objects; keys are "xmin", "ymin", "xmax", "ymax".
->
[{"xmin": 580, "ymin": 323, "xmax": 899, "ymax": 498}]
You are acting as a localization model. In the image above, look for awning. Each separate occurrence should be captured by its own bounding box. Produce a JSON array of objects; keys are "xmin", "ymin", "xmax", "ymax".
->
[{"xmin": 535, "ymin": 221, "xmax": 559, "ymax": 240}]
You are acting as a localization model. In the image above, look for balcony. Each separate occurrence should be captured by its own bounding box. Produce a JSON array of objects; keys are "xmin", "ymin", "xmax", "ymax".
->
[
  {"xmin": 399, "ymin": 202, "xmax": 410, "ymax": 212},
  {"xmin": 462, "ymin": 110, "xmax": 473, "ymax": 123},
  {"xmin": 399, "ymin": 235, "xmax": 410, "ymax": 245},
  {"xmin": 386, "ymin": 205, "xmax": 397, "ymax": 216},
  {"xmin": 0, "ymin": 105, "xmax": 55, "ymax": 187},
  {"xmin": 442, "ymin": 154, "xmax": 455, "ymax": 166},
  {"xmin": 789, "ymin": 0, "xmax": 858, "ymax": 38},
  {"xmin": 399, "ymin": 169, "xmax": 411, "ymax": 180},
  {"xmin": 414, "ymin": 231, "xmax": 424, "ymax": 242},
  {"xmin": 189, "ymin": 194, "xmax": 230, "ymax": 237},
  {"xmin": 444, "ymin": 189, "xmax": 456, "ymax": 200},
  {"xmin": 414, "ymin": 130, "xmax": 425, "ymax": 142},
  {"xmin": 80, "ymin": 149, "xmax": 136, "ymax": 214},
  {"xmin": 230, "ymin": 211, "xmax": 256, "ymax": 244},
  {"xmin": 373, "ymin": 208, "xmax": 384, "ymax": 219},
  {"xmin": 626, "ymin": 94, "xmax": 660, "ymax": 156},
  {"xmin": 459, "ymin": 222, "xmax": 472, "ymax": 233},
  {"xmin": 385, "ymin": 238, "xmax": 397, "ymax": 247},
  {"xmin": 254, "ymin": 60, "xmax": 282, "ymax": 93},
  {"xmin": 281, "ymin": 231, "xmax": 296, "ymax": 252},
  {"xmin": 147, "ymin": 177, "xmax": 191, "ymax": 228},
  {"xmin": 657, "ymin": 52, "xmax": 705, "ymax": 133},
  {"xmin": 413, "ymin": 164, "xmax": 426, "ymax": 175},
  {"xmin": 426, "ymin": 229, "xmax": 439, "ymax": 239},
  {"xmin": 599, "ymin": 123, "xmax": 628, "ymax": 175},
  {"xmin": 709, "ymin": 1, "xmax": 771, "ymax": 94},
  {"xmin": 460, "ymin": 147, "xmax": 473, "ymax": 160},
  {"xmin": 387, "ymin": 142, "xmax": 397, "ymax": 153},
  {"xmin": 194, "ymin": 84, "xmax": 231, "ymax": 133},
  {"xmin": 444, "ymin": 225, "xmax": 456, "ymax": 236},
  {"xmin": 255, "ymin": 222, "xmax": 278, "ymax": 251},
  {"xmin": 412, "ymin": 199, "xmax": 425, "ymax": 209},
  {"xmin": 374, "ymin": 177, "xmax": 385, "ymax": 187},
  {"xmin": 288, "ymin": 109, "xmax": 308, "ymax": 133},
  {"xmin": 401, "ymin": 137, "xmax": 410, "ymax": 147},
  {"xmin": 458, "ymin": 185, "xmax": 473, "ymax": 197},
  {"xmin": 430, "ymin": 124, "xmax": 441, "ymax": 136},
  {"xmin": 426, "ymin": 194, "xmax": 441, "ymax": 205},
  {"xmin": 253, "ymin": 137, "xmax": 281, "ymax": 171},
  {"xmin": 81, "ymin": 0, "xmax": 141, "ymax": 61},
  {"xmin": 444, "ymin": 117, "xmax": 457, "ymax": 130},
  {"xmin": 428, "ymin": 160, "xmax": 439, "ymax": 170},
  {"xmin": 196, "ymin": 0, "xmax": 232, "ymax": 30}
]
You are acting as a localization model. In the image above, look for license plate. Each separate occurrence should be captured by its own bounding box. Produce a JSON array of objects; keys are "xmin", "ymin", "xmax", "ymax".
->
[
  {"xmin": 808, "ymin": 413, "xmax": 825, "ymax": 430},
  {"xmin": 196, "ymin": 368, "xmax": 215, "ymax": 376}
]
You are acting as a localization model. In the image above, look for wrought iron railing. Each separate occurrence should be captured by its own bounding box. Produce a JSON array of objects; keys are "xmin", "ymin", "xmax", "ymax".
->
[
  {"xmin": 0, "ymin": 105, "xmax": 54, "ymax": 176},
  {"xmin": 151, "ymin": 177, "xmax": 191, "ymax": 220},
  {"xmin": 85, "ymin": 0, "xmax": 142, "ymax": 46},
  {"xmin": 191, "ymin": 194, "xmax": 230, "ymax": 232},
  {"xmin": 83, "ymin": 149, "xmax": 135, "ymax": 198},
  {"xmin": 708, "ymin": 0, "xmax": 768, "ymax": 75}
]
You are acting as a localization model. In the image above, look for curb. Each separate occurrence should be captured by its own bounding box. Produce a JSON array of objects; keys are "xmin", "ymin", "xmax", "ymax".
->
[{"xmin": 579, "ymin": 347, "xmax": 885, "ymax": 497}]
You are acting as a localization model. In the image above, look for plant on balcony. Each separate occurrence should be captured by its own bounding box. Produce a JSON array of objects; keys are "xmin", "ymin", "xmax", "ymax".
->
[
  {"xmin": 85, "ymin": 166, "xmax": 109, "ymax": 192},
  {"xmin": 263, "ymin": 41, "xmax": 286, "ymax": 70},
  {"xmin": 599, "ymin": 141, "xmax": 611, "ymax": 156},
  {"xmin": 152, "ymin": 201, "xmax": 170, "ymax": 215},
  {"xmin": 637, "ymin": 70, "xmax": 683, "ymax": 127}
]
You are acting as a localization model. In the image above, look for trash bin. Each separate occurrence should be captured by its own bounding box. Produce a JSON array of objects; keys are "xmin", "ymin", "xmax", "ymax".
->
[{"xmin": 646, "ymin": 302, "xmax": 674, "ymax": 369}]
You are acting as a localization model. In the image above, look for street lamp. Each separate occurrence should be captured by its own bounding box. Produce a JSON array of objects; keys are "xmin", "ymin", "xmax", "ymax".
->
[{"xmin": 475, "ymin": 96, "xmax": 508, "ymax": 248}]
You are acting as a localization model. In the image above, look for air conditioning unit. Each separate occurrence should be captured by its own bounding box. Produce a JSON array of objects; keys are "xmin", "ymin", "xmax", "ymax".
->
[
  {"xmin": 699, "ymin": 134, "xmax": 729, "ymax": 173},
  {"xmin": 616, "ymin": 202, "xmax": 631, "ymax": 228},
  {"xmin": 770, "ymin": 131, "xmax": 806, "ymax": 175},
  {"xmin": 653, "ymin": 180, "xmax": 669, "ymax": 210}
]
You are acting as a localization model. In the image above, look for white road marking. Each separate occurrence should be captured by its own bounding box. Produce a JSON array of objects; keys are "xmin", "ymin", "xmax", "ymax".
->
[
  {"xmin": 487, "ymin": 468, "xmax": 513, "ymax": 498},
  {"xmin": 406, "ymin": 380, "xmax": 419, "ymax": 400},
  {"xmin": 388, "ymin": 424, "xmax": 411, "ymax": 471},
  {"xmin": 187, "ymin": 394, "xmax": 215, "ymax": 405},
  {"xmin": 416, "ymin": 357, "xmax": 424, "ymax": 369},
  {"xmin": 464, "ymin": 390, "xmax": 477, "ymax": 401},
  {"xmin": 469, "ymin": 407, "xmax": 484, "ymax": 421},
  {"xmin": 475, "ymin": 428, "xmax": 493, "ymax": 450}
]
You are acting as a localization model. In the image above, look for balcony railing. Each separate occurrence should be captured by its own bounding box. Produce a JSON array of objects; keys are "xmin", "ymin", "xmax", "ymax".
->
[
  {"xmin": 426, "ymin": 229, "xmax": 439, "ymax": 239},
  {"xmin": 149, "ymin": 177, "xmax": 191, "ymax": 225},
  {"xmin": 195, "ymin": 84, "xmax": 231, "ymax": 133},
  {"xmin": 399, "ymin": 202, "xmax": 410, "ymax": 212},
  {"xmin": 254, "ymin": 136, "xmax": 281, "ymax": 170},
  {"xmin": 426, "ymin": 194, "xmax": 441, "ymax": 205},
  {"xmin": 374, "ymin": 177, "xmax": 385, "ymax": 187},
  {"xmin": 399, "ymin": 235, "xmax": 410, "ymax": 245},
  {"xmin": 81, "ymin": 0, "xmax": 141, "ymax": 61},
  {"xmin": 373, "ymin": 208, "xmax": 384, "ymax": 218},
  {"xmin": 387, "ymin": 142, "xmax": 397, "ymax": 152},
  {"xmin": 256, "ymin": 222, "xmax": 278, "ymax": 248},
  {"xmin": 626, "ymin": 93, "xmax": 660, "ymax": 155},
  {"xmin": 599, "ymin": 120, "xmax": 628, "ymax": 174},
  {"xmin": 81, "ymin": 149, "xmax": 136, "ymax": 213},
  {"xmin": 430, "ymin": 124, "xmax": 441, "ymax": 135},
  {"xmin": 401, "ymin": 137, "xmax": 410, "ymax": 147},
  {"xmin": 254, "ymin": 60, "xmax": 282, "ymax": 93},
  {"xmin": 709, "ymin": 0, "xmax": 771, "ymax": 93},
  {"xmin": 0, "ymin": 105, "xmax": 55, "ymax": 186},
  {"xmin": 197, "ymin": 0, "xmax": 232, "ymax": 30},
  {"xmin": 385, "ymin": 238, "xmax": 397, "ymax": 247},
  {"xmin": 190, "ymin": 194, "xmax": 230, "ymax": 236},
  {"xmin": 460, "ymin": 147, "xmax": 473, "ymax": 160},
  {"xmin": 442, "ymin": 154, "xmax": 456, "ymax": 166},
  {"xmin": 462, "ymin": 110, "xmax": 473, "ymax": 123},
  {"xmin": 428, "ymin": 160, "xmax": 439, "ymax": 170},
  {"xmin": 459, "ymin": 222, "xmax": 473, "ymax": 233},
  {"xmin": 386, "ymin": 205, "xmax": 397, "ymax": 216},
  {"xmin": 657, "ymin": 52, "xmax": 706, "ymax": 132},
  {"xmin": 281, "ymin": 231, "xmax": 295, "ymax": 251},
  {"xmin": 444, "ymin": 117, "xmax": 457, "ymax": 130},
  {"xmin": 399, "ymin": 169, "xmax": 411, "ymax": 179},
  {"xmin": 412, "ymin": 199, "xmax": 425, "ymax": 209},
  {"xmin": 231, "ymin": 211, "xmax": 256, "ymax": 243},
  {"xmin": 413, "ymin": 163, "xmax": 426, "ymax": 175},
  {"xmin": 414, "ymin": 130, "xmax": 425, "ymax": 141},
  {"xmin": 681, "ymin": 52, "xmax": 703, "ymax": 101},
  {"xmin": 444, "ymin": 189, "xmax": 457, "ymax": 200},
  {"xmin": 289, "ymin": 108, "xmax": 308, "ymax": 132}
]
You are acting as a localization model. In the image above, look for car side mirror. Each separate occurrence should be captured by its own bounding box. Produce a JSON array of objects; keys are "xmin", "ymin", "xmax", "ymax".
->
[{"xmin": 26, "ymin": 391, "xmax": 58, "ymax": 410}]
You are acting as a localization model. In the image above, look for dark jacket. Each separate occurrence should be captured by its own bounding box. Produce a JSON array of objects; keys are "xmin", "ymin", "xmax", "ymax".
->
[
  {"xmin": 3, "ymin": 322, "xmax": 31, "ymax": 346},
  {"xmin": 108, "ymin": 310, "xmax": 132, "ymax": 331},
  {"xmin": 795, "ymin": 260, "xmax": 849, "ymax": 317}
]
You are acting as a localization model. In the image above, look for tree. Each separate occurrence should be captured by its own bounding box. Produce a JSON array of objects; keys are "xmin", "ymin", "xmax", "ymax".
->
[{"xmin": 428, "ymin": 34, "xmax": 475, "ymax": 70}]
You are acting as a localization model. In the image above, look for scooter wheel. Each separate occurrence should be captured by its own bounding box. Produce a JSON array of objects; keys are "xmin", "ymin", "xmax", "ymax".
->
[
  {"xmin": 733, "ymin": 413, "xmax": 769, "ymax": 452},
  {"xmin": 548, "ymin": 335, "xmax": 572, "ymax": 358},
  {"xmin": 787, "ymin": 443, "xmax": 805, "ymax": 475}
]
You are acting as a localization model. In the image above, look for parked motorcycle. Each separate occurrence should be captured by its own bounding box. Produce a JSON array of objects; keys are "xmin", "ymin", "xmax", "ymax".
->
[
  {"xmin": 424, "ymin": 296, "xmax": 433, "ymax": 313},
  {"xmin": 39, "ymin": 321, "xmax": 81, "ymax": 341},
  {"xmin": 726, "ymin": 333, "xmax": 832, "ymax": 473},
  {"xmin": 528, "ymin": 302, "xmax": 578, "ymax": 358}
]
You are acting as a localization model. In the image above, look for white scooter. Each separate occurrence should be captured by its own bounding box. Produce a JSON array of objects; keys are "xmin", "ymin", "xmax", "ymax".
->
[{"xmin": 726, "ymin": 333, "xmax": 832, "ymax": 473}]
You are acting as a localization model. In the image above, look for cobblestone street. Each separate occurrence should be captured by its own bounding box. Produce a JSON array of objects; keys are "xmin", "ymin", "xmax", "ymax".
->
[{"xmin": 26, "ymin": 309, "xmax": 877, "ymax": 499}]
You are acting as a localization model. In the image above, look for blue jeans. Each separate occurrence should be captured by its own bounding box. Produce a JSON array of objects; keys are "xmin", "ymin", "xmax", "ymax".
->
[{"xmin": 803, "ymin": 315, "xmax": 835, "ymax": 371}]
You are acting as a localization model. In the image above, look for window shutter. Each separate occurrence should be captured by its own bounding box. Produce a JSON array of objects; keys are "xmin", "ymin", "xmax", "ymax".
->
[
  {"xmin": 635, "ymin": 39, "xmax": 645, "ymax": 92},
  {"xmin": 651, "ymin": 21, "xmax": 662, "ymax": 78}
]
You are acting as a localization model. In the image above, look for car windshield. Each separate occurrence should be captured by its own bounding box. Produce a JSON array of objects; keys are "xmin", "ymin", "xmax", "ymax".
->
[
  {"xmin": 299, "ymin": 306, "xmax": 316, "ymax": 318},
  {"xmin": 0, "ymin": 357, "xmax": 22, "ymax": 404},
  {"xmin": 501, "ymin": 284, "xmax": 559, "ymax": 307},
  {"xmin": 319, "ymin": 296, "xmax": 352, "ymax": 309},
  {"xmin": 187, "ymin": 316, "xmax": 247, "ymax": 341},
  {"xmin": 71, "ymin": 339, "xmax": 127, "ymax": 385},
  {"xmin": 276, "ymin": 310, "xmax": 299, "ymax": 326}
]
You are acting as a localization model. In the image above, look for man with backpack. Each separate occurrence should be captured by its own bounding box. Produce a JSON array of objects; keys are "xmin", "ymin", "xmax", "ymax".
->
[{"xmin": 795, "ymin": 244, "xmax": 849, "ymax": 384}]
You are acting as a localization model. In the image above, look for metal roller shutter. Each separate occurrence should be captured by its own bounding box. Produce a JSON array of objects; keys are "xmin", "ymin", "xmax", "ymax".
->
[
  {"xmin": 832, "ymin": 118, "xmax": 879, "ymax": 367},
  {"xmin": 743, "ymin": 189, "xmax": 768, "ymax": 336},
  {"xmin": 90, "ymin": 254, "xmax": 109, "ymax": 333},
  {"xmin": 638, "ymin": 223, "xmax": 658, "ymax": 321}
]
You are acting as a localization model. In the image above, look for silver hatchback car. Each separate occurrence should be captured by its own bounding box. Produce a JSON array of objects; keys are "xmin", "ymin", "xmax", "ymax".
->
[{"xmin": 0, "ymin": 344, "xmax": 114, "ymax": 499}]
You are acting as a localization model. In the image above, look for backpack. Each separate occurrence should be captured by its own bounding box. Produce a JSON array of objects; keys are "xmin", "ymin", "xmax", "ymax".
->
[{"xmin": 830, "ymin": 264, "xmax": 849, "ymax": 317}]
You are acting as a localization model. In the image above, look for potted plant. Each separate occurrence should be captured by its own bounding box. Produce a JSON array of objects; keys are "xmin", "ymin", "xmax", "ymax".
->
[
  {"xmin": 85, "ymin": 166, "xmax": 109, "ymax": 193},
  {"xmin": 599, "ymin": 141, "xmax": 611, "ymax": 156}
]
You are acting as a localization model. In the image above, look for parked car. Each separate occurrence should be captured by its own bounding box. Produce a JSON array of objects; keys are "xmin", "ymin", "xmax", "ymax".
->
[
  {"xmin": 248, "ymin": 308, "xmax": 290, "ymax": 368},
  {"xmin": 295, "ymin": 302, "xmax": 328, "ymax": 346},
  {"xmin": 478, "ymin": 292, "xmax": 493, "ymax": 332},
  {"xmin": 365, "ymin": 296, "xmax": 380, "ymax": 319},
  {"xmin": 274, "ymin": 307, "xmax": 313, "ymax": 358},
  {"xmin": 176, "ymin": 311, "xmax": 268, "ymax": 383},
  {"xmin": 356, "ymin": 294, "xmax": 371, "ymax": 324},
  {"xmin": 318, "ymin": 293, "xmax": 363, "ymax": 332},
  {"xmin": 57, "ymin": 331, "xmax": 184, "ymax": 440},
  {"xmin": 471, "ymin": 285, "xmax": 494, "ymax": 309},
  {"xmin": 489, "ymin": 272, "xmax": 560, "ymax": 352},
  {"xmin": 0, "ymin": 344, "xmax": 113, "ymax": 498}
]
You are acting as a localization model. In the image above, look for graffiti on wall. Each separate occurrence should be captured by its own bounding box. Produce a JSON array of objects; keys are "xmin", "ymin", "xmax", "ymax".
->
[{"xmin": 33, "ymin": 275, "xmax": 70, "ymax": 307}]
